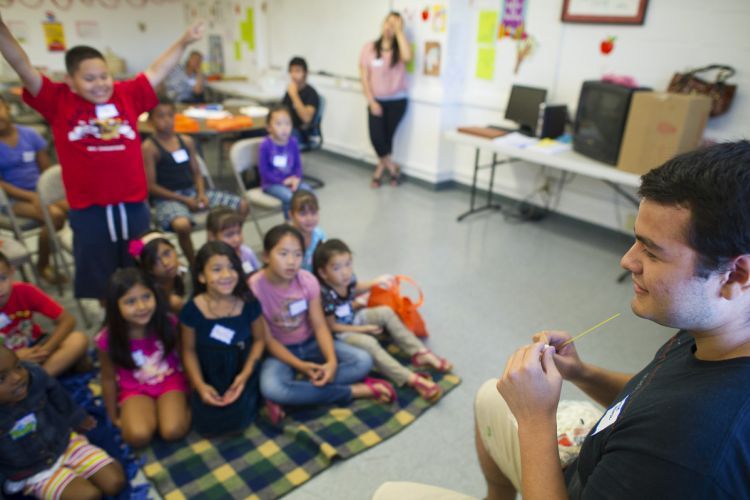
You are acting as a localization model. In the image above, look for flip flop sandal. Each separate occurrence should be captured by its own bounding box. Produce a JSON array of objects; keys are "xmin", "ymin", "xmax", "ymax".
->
[
  {"xmin": 264, "ymin": 399, "xmax": 286, "ymax": 425},
  {"xmin": 411, "ymin": 349, "xmax": 453, "ymax": 373},
  {"xmin": 363, "ymin": 376, "xmax": 397, "ymax": 403},
  {"xmin": 370, "ymin": 176, "xmax": 383, "ymax": 188},
  {"xmin": 410, "ymin": 373, "xmax": 442, "ymax": 402},
  {"xmin": 389, "ymin": 168, "xmax": 402, "ymax": 187}
]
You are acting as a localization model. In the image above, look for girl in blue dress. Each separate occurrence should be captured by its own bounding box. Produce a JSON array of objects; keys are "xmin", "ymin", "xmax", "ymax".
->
[{"xmin": 180, "ymin": 241, "xmax": 266, "ymax": 435}]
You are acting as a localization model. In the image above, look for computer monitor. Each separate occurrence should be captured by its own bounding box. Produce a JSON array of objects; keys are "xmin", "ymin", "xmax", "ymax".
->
[{"xmin": 505, "ymin": 85, "xmax": 547, "ymax": 136}]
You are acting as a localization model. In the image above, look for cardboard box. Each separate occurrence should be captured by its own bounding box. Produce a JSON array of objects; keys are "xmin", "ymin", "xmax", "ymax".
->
[{"xmin": 617, "ymin": 92, "xmax": 711, "ymax": 175}]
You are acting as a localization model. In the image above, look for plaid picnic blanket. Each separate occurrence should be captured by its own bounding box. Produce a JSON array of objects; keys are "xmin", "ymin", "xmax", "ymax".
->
[{"xmin": 140, "ymin": 345, "xmax": 461, "ymax": 499}]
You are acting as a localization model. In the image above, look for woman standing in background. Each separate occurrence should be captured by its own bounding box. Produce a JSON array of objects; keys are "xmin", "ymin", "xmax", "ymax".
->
[{"xmin": 359, "ymin": 12, "xmax": 411, "ymax": 188}]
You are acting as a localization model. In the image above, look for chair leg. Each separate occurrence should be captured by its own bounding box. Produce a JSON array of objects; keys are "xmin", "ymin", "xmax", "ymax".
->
[
  {"xmin": 75, "ymin": 298, "xmax": 92, "ymax": 329},
  {"xmin": 28, "ymin": 259, "xmax": 41, "ymax": 286}
]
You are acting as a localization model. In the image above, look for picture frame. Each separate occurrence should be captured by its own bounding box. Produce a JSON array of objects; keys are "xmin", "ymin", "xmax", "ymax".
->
[{"xmin": 561, "ymin": 0, "xmax": 649, "ymax": 25}]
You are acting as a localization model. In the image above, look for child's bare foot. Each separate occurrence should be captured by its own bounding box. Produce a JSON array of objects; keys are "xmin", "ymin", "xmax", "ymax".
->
[
  {"xmin": 411, "ymin": 349, "xmax": 453, "ymax": 373},
  {"xmin": 409, "ymin": 373, "xmax": 441, "ymax": 402},
  {"xmin": 352, "ymin": 377, "xmax": 396, "ymax": 403}
]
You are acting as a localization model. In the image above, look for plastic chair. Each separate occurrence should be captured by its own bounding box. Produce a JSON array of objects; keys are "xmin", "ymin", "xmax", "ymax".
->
[
  {"xmin": 229, "ymin": 138, "xmax": 283, "ymax": 239},
  {"xmin": 0, "ymin": 188, "xmax": 41, "ymax": 284},
  {"xmin": 36, "ymin": 165, "xmax": 91, "ymax": 327}
]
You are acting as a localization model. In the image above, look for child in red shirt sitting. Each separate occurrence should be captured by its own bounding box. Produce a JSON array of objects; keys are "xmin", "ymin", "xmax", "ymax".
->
[
  {"xmin": 0, "ymin": 252, "xmax": 88, "ymax": 376},
  {"xmin": 0, "ymin": 13, "xmax": 205, "ymax": 300}
]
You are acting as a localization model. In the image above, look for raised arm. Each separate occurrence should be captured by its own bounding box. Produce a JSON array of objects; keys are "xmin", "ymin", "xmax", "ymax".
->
[
  {"xmin": 392, "ymin": 17, "xmax": 412, "ymax": 63},
  {"xmin": 145, "ymin": 21, "xmax": 205, "ymax": 89},
  {"xmin": 0, "ymin": 13, "xmax": 42, "ymax": 95}
]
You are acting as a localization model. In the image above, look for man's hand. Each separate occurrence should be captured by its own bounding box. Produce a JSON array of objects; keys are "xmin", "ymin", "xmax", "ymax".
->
[
  {"xmin": 497, "ymin": 342, "xmax": 562, "ymax": 424},
  {"xmin": 287, "ymin": 82, "xmax": 298, "ymax": 98},
  {"xmin": 184, "ymin": 197, "xmax": 200, "ymax": 211},
  {"xmin": 533, "ymin": 330, "xmax": 586, "ymax": 381},
  {"xmin": 198, "ymin": 194, "xmax": 209, "ymax": 210}
]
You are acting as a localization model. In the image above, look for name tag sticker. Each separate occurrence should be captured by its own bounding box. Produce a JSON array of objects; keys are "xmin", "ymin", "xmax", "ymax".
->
[
  {"xmin": 334, "ymin": 303, "xmax": 352, "ymax": 318},
  {"xmin": 209, "ymin": 324, "xmax": 235, "ymax": 345},
  {"xmin": 242, "ymin": 261, "xmax": 254, "ymax": 274},
  {"xmin": 371, "ymin": 58, "xmax": 385, "ymax": 68},
  {"xmin": 171, "ymin": 149, "xmax": 189, "ymax": 163},
  {"xmin": 132, "ymin": 350, "xmax": 146, "ymax": 367},
  {"xmin": 272, "ymin": 155, "xmax": 288, "ymax": 168},
  {"xmin": 593, "ymin": 395, "xmax": 628, "ymax": 435},
  {"xmin": 288, "ymin": 299, "xmax": 308, "ymax": 316},
  {"xmin": 0, "ymin": 313, "xmax": 11, "ymax": 329},
  {"xmin": 10, "ymin": 413, "xmax": 37, "ymax": 440},
  {"xmin": 96, "ymin": 104, "xmax": 119, "ymax": 120},
  {"xmin": 22, "ymin": 151, "xmax": 35, "ymax": 162}
]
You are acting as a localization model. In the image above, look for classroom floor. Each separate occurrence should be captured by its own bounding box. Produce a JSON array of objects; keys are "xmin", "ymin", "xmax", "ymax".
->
[{"xmin": 44, "ymin": 149, "xmax": 673, "ymax": 499}]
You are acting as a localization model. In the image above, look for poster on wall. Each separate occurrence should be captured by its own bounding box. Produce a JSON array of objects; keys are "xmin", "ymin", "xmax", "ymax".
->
[
  {"xmin": 208, "ymin": 34, "xmax": 224, "ymax": 75},
  {"xmin": 239, "ymin": 7, "xmax": 254, "ymax": 51},
  {"xmin": 432, "ymin": 4, "xmax": 447, "ymax": 32},
  {"xmin": 499, "ymin": 0, "xmax": 526, "ymax": 39},
  {"xmin": 76, "ymin": 20, "xmax": 100, "ymax": 40},
  {"xmin": 43, "ymin": 21, "xmax": 66, "ymax": 52},
  {"xmin": 423, "ymin": 41, "xmax": 441, "ymax": 76}
]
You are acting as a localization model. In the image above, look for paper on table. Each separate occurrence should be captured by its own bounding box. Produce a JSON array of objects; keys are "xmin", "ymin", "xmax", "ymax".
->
[
  {"xmin": 493, "ymin": 132, "xmax": 538, "ymax": 148},
  {"xmin": 183, "ymin": 107, "xmax": 231, "ymax": 120},
  {"xmin": 239, "ymin": 105, "xmax": 270, "ymax": 118},
  {"xmin": 526, "ymin": 138, "xmax": 573, "ymax": 154}
]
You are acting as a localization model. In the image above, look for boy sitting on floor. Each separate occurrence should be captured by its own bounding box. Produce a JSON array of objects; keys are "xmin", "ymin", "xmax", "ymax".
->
[
  {"xmin": 143, "ymin": 97, "xmax": 249, "ymax": 263},
  {"xmin": 0, "ymin": 252, "xmax": 88, "ymax": 377},
  {"xmin": 0, "ymin": 344, "xmax": 125, "ymax": 499}
]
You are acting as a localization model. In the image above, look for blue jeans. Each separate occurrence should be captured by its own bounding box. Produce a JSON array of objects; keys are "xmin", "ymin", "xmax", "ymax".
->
[
  {"xmin": 260, "ymin": 338, "xmax": 373, "ymax": 406},
  {"xmin": 263, "ymin": 182, "xmax": 312, "ymax": 219}
]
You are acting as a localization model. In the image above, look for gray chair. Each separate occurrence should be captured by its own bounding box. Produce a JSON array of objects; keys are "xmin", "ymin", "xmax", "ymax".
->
[
  {"xmin": 36, "ymin": 165, "xmax": 91, "ymax": 327},
  {"xmin": 0, "ymin": 188, "xmax": 41, "ymax": 284},
  {"xmin": 229, "ymin": 138, "xmax": 283, "ymax": 239}
]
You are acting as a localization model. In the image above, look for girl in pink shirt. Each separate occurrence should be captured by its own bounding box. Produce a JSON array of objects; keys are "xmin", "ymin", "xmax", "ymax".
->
[
  {"xmin": 96, "ymin": 268, "xmax": 190, "ymax": 448},
  {"xmin": 359, "ymin": 12, "xmax": 412, "ymax": 188},
  {"xmin": 250, "ymin": 224, "xmax": 395, "ymax": 424}
]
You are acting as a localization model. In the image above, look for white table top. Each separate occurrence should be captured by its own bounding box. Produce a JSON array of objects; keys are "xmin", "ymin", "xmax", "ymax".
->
[{"xmin": 444, "ymin": 130, "xmax": 641, "ymax": 189}]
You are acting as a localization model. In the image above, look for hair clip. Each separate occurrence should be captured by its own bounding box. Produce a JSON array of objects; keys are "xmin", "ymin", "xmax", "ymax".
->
[{"xmin": 128, "ymin": 232, "xmax": 168, "ymax": 261}]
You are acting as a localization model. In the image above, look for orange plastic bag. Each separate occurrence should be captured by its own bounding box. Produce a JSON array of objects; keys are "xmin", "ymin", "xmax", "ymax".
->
[
  {"xmin": 205, "ymin": 115, "xmax": 253, "ymax": 132},
  {"xmin": 173, "ymin": 114, "xmax": 200, "ymax": 133},
  {"xmin": 367, "ymin": 275, "xmax": 429, "ymax": 338}
]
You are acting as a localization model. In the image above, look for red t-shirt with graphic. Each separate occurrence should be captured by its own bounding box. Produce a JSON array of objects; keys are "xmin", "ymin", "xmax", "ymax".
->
[
  {"xmin": 0, "ymin": 282, "xmax": 63, "ymax": 350},
  {"xmin": 22, "ymin": 74, "xmax": 158, "ymax": 209}
]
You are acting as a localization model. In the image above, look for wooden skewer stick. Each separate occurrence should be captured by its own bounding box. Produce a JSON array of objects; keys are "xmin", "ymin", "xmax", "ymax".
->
[{"xmin": 559, "ymin": 313, "xmax": 621, "ymax": 348}]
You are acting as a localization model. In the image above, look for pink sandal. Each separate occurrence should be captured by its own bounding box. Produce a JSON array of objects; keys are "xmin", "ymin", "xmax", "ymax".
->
[
  {"xmin": 410, "ymin": 373, "xmax": 441, "ymax": 402},
  {"xmin": 265, "ymin": 399, "xmax": 286, "ymax": 425},
  {"xmin": 411, "ymin": 349, "xmax": 453, "ymax": 373},
  {"xmin": 363, "ymin": 377, "xmax": 397, "ymax": 403}
]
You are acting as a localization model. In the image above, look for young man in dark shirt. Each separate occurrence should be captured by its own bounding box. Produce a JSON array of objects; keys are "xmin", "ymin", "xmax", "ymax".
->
[
  {"xmin": 477, "ymin": 141, "xmax": 750, "ymax": 499},
  {"xmin": 281, "ymin": 57, "xmax": 320, "ymax": 148}
]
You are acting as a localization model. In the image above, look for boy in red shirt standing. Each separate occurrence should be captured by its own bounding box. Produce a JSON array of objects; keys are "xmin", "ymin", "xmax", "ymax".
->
[
  {"xmin": 0, "ymin": 12, "xmax": 204, "ymax": 299},
  {"xmin": 0, "ymin": 252, "xmax": 87, "ymax": 376}
]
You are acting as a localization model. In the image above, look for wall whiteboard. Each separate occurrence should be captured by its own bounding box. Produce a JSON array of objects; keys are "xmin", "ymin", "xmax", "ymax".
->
[{"xmin": 267, "ymin": 0, "xmax": 393, "ymax": 79}]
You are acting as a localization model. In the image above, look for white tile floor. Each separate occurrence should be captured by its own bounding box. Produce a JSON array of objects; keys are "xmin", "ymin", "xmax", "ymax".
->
[{"xmin": 40, "ymin": 149, "xmax": 673, "ymax": 499}]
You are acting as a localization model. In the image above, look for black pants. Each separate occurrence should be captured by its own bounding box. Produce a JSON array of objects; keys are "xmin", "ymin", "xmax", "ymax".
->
[{"xmin": 367, "ymin": 98, "xmax": 407, "ymax": 158}]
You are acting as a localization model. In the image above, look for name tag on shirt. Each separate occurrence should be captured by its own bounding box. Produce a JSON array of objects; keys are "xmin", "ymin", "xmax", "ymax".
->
[
  {"xmin": 371, "ymin": 58, "xmax": 385, "ymax": 68},
  {"xmin": 209, "ymin": 324, "xmax": 235, "ymax": 345},
  {"xmin": 334, "ymin": 303, "xmax": 352, "ymax": 319},
  {"xmin": 10, "ymin": 413, "xmax": 37, "ymax": 440},
  {"xmin": 0, "ymin": 313, "xmax": 11, "ymax": 329},
  {"xmin": 22, "ymin": 151, "xmax": 35, "ymax": 163},
  {"xmin": 242, "ymin": 261, "xmax": 255, "ymax": 274},
  {"xmin": 132, "ymin": 350, "xmax": 146, "ymax": 367},
  {"xmin": 171, "ymin": 149, "xmax": 189, "ymax": 164},
  {"xmin": 272, "ymin": 155, "xmax": 288, "ymax": 168},
  {"xmin": 288, "ymin": 299, "xmax": 308, "ymax": 316},
  {"xmin": 96, "ymin": 104, "xmax": 119, "ymax": 120},
  {"xmin": 593, "ymin": 395, "xmax": 628, "ymax": 435}
]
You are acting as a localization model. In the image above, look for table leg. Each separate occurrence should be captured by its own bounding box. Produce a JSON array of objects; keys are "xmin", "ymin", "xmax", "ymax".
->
[{"xmin": 457, "ymin": 148, "xmax": 503, "ymax": 222}]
